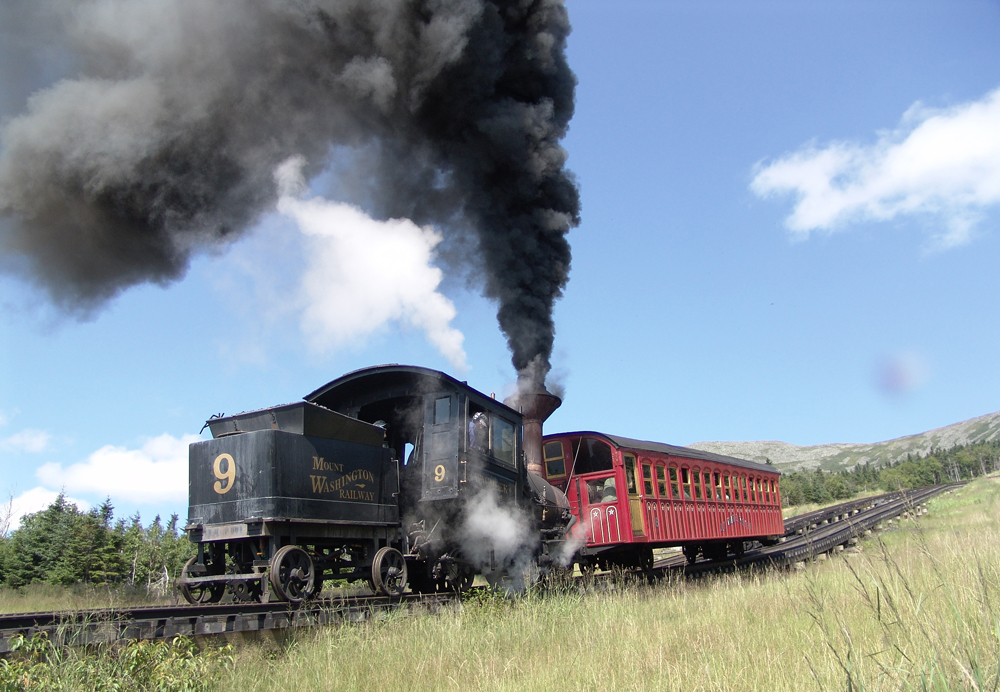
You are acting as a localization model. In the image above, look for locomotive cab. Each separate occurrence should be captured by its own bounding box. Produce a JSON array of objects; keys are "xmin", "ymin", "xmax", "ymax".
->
[{"xmin": 307, "ymin": 365, "xmax": 569, "ymax": 591}]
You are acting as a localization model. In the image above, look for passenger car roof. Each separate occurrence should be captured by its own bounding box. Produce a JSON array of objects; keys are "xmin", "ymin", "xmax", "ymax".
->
[{"xmin": 546, "ymin": 431, "xmax": 780, "ymax": 475}]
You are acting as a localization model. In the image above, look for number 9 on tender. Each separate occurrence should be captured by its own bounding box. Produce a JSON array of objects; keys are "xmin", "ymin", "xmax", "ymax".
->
[{"xmin": 213, "ymin": 453, "xmax": 236, "ymax": 494}]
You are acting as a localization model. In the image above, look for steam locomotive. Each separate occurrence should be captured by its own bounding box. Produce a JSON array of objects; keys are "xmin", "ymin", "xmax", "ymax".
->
[
  {"xmin": 178, "ymin": 364, "xmax": 783, "ymax": 604},
  {"xmin": 178, "ymin": 364, "xmax": 572, "ymax": 603}
]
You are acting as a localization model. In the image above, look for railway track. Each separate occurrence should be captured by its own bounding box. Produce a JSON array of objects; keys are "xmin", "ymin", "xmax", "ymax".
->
[
  {"xmin": 0, "ymin": 484, "xmax": 961, "ymax": 654},
  {"xmin": 653, "ymin": 484, "xmax": 962, "ymax": 576},
  {"xmin": 0, "ymin": 591, "xmax": 457, "ymax": 655}
]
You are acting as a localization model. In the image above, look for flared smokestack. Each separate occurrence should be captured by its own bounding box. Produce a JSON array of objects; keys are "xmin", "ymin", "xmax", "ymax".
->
[{"xmin": 506, "ymin": 388, "xmax": 561, "ymax": 476}]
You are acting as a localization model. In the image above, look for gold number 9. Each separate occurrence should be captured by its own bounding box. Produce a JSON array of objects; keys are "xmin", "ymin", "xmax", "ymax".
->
[
  {"xmin": 213, "ymin": 453, "xmax": 236, "ymax": 494},
  {"xmin": 434, "ymin": 464, "xmax": 446, "ymax": 483}
]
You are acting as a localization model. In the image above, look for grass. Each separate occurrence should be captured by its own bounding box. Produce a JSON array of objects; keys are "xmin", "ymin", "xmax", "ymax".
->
[
  {"xmin": 6, "ymin": 479, "xmax": 1000, "ymax": 691},
  {"xmin": 0, "ymin": 582, "xmax": 174, "ymax": 615}
]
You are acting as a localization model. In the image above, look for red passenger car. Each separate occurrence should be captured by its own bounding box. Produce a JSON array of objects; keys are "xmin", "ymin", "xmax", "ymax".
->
[{"xmin": 540, "ymin": 432, "xmax": 784, "ymax": 569}]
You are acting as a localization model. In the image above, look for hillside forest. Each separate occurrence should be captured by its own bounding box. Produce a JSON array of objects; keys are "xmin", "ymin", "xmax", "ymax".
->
[{"xmin": 778, "ymin": 439, "xmax": 1000, "ymax": 505}]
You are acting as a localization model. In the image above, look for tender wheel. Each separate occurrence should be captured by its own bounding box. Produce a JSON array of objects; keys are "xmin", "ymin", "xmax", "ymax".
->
[
  {"xmin": 179, "ymin": 557, "xmax": 224, "ymax": 604},
  {"xmin": 269, "ymin": 545, "xmax": 316, "ymax": 603},
  {"xmin": 371, "ymin": 547, "xmax": 408, "ymax": 597}
]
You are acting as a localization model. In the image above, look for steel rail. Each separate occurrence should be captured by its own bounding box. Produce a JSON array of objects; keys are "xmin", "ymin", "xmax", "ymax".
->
[
  {"xmin": 0, "ymin": 591, "xmax": 457, "ymax": 655},
  {"xmin": 652, "ymin": 483, "xmax": 962, "ymax": 577}
]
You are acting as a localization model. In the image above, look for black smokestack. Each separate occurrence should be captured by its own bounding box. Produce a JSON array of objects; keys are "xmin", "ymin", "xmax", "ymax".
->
[{"xmin": 0, "ymin": 1, "xmax": 578, "ymax": 388}]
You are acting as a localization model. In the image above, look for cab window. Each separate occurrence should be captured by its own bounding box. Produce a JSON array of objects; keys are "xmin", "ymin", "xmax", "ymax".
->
[
  {"xmin": 434, "ymin": 396, "xmax": 451, "ymax": 425},
  {"xmin": 468, "ymin": 403, "xmax": 490, "ymax": 454},
  {"xmin": 492, "ymin": 417, "xmax": 515, "ymax": 466}
]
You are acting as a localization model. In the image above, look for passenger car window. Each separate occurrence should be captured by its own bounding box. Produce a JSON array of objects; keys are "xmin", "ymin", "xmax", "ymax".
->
[
  {"xmin": 669, "ymin": 466, "xmax": 680, "ymax": 499},
  {"xmin": 572, "ymin": 438, "xmax": 614, "ymax": 475},
  {"xmin": 693, "ymin": 470, "xmax": 702, "ymax": 500},
  {"xmin": 624, "ymin": 454, "xmax": 638, "ymax": 495},
  {"xmin": 544, "ymin": 441, "xmax": 566, "ymax": 478},
  {"xmin": 642, "ymin": 462, "xmax": 653, "ymax": 496},
  {"xmin": 656, "ymin": 465, "xmax": 667, "ymax": 498}
]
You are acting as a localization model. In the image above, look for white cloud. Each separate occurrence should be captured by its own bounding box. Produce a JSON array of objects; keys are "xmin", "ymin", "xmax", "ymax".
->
[
  {"xmin": 2, "ymin": 429, "xmax": 51, "ymax": 453},
  {"xmin": 274, "ymin": 157, "xmax": 467, "ymax": 369},
  {"xmin": 752, "ymin": 86, "xmax": 1000, "ymax": 249},
  {"xmin": 35, "ymin": 433, "xmax": 198, "ymax": 505},
  {"xmin": 2, "ymin": 487, "xmax": 91, "ymax": 535}
]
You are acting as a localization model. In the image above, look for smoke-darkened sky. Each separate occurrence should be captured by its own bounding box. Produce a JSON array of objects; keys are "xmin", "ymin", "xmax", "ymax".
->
[
  {"xmin": 2, "ymin": 0, "xmax": 1000, "ymax": 526},
  {"xmin": 0, "ymin": 0, "xmax": 577, "ymax": 388}
]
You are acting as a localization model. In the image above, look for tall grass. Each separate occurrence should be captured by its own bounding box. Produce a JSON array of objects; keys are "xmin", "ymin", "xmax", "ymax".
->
[
  {"xmin": 216, "ymin": 480, "xmax": 1000, "ymax": 691},
  {"xmin": 0, "ymin": 582, "xmax": 174, "ymax": 615},
  {"xmin": 6, "ymin": 480, "xmax": 1000, "ymax": 691}
]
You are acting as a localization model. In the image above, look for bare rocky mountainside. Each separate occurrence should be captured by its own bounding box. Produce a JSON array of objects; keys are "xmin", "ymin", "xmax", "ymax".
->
[{"xmin": 689, "ymin": 410, "xmax": 1000, "ymax": 473}]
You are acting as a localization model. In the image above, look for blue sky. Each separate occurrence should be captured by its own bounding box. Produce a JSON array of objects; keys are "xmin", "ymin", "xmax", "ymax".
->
[{"xmin": 2, "ymin": 0, "xmax": 999, "ymax": 527}]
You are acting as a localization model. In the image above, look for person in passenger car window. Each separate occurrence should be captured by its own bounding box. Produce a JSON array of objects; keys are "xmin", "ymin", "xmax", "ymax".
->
[{"xmin": 602, "ymin": 478, "xmax": 617, "ymax": 503}]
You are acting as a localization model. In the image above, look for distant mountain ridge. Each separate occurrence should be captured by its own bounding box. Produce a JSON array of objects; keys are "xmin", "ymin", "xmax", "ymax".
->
[{"xmin": 688, "ymin": 410, "xmax": 1000, "ymax": 473}]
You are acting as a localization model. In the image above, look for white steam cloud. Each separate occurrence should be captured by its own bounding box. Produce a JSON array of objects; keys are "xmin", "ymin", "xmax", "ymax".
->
[
  {"xmin": 275, "ymin": 157, "xmax": 467, "ymax": 369},
  {"xmin": 459, "ymin": 489, "xmax": 533, "ymax": 572},
  {"xmin": 752, "ymin": 86, "xmax": 1000, "ymax": 249}
]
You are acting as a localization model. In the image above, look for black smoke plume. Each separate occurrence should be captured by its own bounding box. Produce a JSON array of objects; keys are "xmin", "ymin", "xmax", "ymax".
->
[{"xmin": 0, "ymin": 0, "xmax": 579, "ymax": 388}]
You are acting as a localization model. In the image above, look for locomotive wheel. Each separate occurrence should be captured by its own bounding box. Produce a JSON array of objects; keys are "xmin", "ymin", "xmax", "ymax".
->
[
  {"xmin": 442, "ymin": 563, "xmax": 474, "ymax": 593},
  {"xmin": 179, "ymin": 557, "xmax": 224, "ymax": 605},
  {"xmin": 371, "ymin": 547, "xmax": 408, "ymax": 597},
  {"xmin": 269, "ymin": 545, "xmax": 316, "ymax": 603},
  {"xmin": 451, "ymin": 567, "xmax": 475, "ymax": 593}
]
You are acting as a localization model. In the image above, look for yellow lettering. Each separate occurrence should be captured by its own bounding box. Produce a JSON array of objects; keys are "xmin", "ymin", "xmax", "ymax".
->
[
  {"xmin": 434, "ymin": 465, "xmax": 446, "ymax": 482},
  {"xmin": 213, "ymin": 454, "xmax": 235, "ymax": 494}
]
